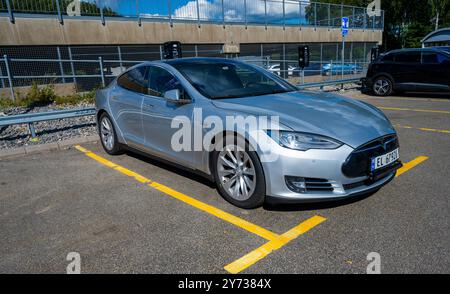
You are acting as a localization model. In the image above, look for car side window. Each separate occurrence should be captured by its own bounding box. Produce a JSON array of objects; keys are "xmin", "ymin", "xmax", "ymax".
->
[
  {"xmin": 422, "ymin": 52, "xmax": 439, "ymax": 64},
  {"xmin": 394, "ymin": 52, "xmax": 421, "ymax": 63},
  {"xmin": 148, "ymin": 66, "xmax": 184, "ymax": 98},
  {"xmin": 422, "ymin": 52, "xmax": 449, "ymax": 64},
  {"xmin": 117, "ymin": 67, "xmax": 149, "ymax": 94},
  {"xmin": 236, "ymin": 66, "xmax": 278, "ymax": 87}
]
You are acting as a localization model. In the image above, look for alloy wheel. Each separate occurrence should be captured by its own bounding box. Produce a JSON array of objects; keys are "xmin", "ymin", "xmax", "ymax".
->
[
  {"xmin": 100, "ymin": 116, "xmax": 115, "ymax": 151},
  {"xmin": 374, "ymin": 78, "xmax": 391, "ymax": 95},
  {"xmin": 216, "ymin": 146, "xmax": 256, "ymax": 201}
]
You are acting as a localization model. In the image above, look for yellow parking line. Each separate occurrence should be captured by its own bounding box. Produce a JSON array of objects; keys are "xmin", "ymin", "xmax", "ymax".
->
[
  {"xmin": 396, "ymin": 156, "xmax": 429, "ymax": 177},
  {"xmin": 75, "ymin": 144, "xmax": 427, "ymax": 274},
  {"xmin": 74, "ymin": 145, "xmax": 279, "ymax": 241},
  {"xmin": 224, "ymin": 215, "xmax": 326, "ymax": 274},
  {"xmin": 394, "ymin": 124, "xmax": 450, "ymax": 134},
  {"xmin": 148, "ymin": 181, "xmax": 279, "ymax": 241},
  {"xmin": 379, "ymin": 107, "xmax": 450, "ymax": 114}
]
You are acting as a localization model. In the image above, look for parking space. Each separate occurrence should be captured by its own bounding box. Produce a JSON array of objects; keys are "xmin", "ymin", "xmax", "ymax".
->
[{"xmin": 0, "ymin": 91, "xmax": 448, "ymax": 274}]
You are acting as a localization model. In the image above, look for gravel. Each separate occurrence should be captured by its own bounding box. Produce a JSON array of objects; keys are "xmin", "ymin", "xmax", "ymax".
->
[{"xmin": 0, "ymin": 102, "xmax": 97, "ymax": 150}]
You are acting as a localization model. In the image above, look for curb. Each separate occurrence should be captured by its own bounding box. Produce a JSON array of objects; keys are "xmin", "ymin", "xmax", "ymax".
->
[{"xmin": 0, "ymin": 135, "xmax": 99, "ymax": 159}]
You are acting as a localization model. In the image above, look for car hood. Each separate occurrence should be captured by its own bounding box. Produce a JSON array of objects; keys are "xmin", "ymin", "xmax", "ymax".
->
[{"xmin": 211, "ymin": 91, "xmax": 396, "ymax": 148}]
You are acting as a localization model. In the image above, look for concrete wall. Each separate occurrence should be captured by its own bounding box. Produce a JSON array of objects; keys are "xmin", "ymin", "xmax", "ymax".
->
[{"xmin": 0, "ymin": 17, "xmax": 383, "ymax": 47}]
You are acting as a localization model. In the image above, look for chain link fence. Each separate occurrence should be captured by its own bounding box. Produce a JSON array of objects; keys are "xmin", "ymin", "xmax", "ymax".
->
[{"xmin": 0, "ymin": 42, "xmax": 374, "ymax": 100}]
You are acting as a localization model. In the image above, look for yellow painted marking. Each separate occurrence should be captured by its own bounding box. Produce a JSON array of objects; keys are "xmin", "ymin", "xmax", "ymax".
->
[
  {"xmin": 74, "ymin": 145, "xmax": 279, "ymax": 241},
  {"xmin": 396, "ymin": 156, "xmax": 429, "ymax": 177},
  {"xmin": 224, "ymin": 215, "xmax": 326, "ymax": 274},
  {"xmin": 148, "ymin": 181, "xmax": 279, "ymax": 241},
  {"xmin": 379, "ymin": 107, "xmax": 450, "ymax": 114},
  {"xmin": 418, "ymin": 128, "xmax": 450, "ymax": 134},
  {"xmin": 394, "ymin": 124, "xmax": 450, "ymax": 134}
]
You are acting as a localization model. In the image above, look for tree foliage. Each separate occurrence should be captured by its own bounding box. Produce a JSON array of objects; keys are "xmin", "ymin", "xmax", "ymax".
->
[{"xmin": 308, "ymin": 0, "xmax": 450, "ymax": 50}]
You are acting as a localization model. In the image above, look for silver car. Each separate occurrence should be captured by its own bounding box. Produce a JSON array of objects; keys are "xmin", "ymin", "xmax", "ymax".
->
[{"xmin": 96, "ymin": 58, "xmax": 402, "ymax": 208}]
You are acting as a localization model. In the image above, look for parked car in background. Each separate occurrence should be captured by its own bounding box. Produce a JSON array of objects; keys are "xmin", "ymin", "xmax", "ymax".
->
[
  {"xmin": 293, "ymin": 62, "xmax": 322, "ymax": 77},
  {"xmin": 322, "ymin": 63, "xmax": 364, "ymax": 76},
  {"xmin": 364, "ymin": 48, "xmax": 450, "ymax": 96},
  {"xmin": 267, "ymin": 64, "xmax": 296, "ymax": 76}
]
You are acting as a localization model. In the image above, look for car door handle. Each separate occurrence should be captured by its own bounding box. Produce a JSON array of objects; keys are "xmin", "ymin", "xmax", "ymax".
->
[{"xmin": 143, "ymin": 103, "xmax": 154, "ymax": 109}]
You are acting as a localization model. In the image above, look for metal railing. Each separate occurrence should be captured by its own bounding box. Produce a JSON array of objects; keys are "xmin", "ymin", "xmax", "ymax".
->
[
  {"xmin": 297, "ymin": 77, "xmax": 361, "ymax": 90},
  {"xmin": 0, "ymin": 107, "xmax": 96, "ymax": 137},
  {"xmin": 0, "ymin": 0, "xmax": 384, "ymax": 30}
]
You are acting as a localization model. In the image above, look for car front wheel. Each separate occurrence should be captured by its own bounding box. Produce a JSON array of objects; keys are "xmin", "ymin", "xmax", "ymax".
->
[
  {"xmin": 373, "ymin": 76, "xmax": 393, "ymax": 96},
  {"xmin": 213, "ymin": 142, "xmax": 266, "ymax": 209}
]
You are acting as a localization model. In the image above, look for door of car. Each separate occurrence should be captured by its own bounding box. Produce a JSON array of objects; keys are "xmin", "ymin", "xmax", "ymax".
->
[
  {"xmin": 141, "ymin": 65, "xmax": 195, "ymax": 168},
  {"xmin": 109, "ymin": 66, "xmax": 148, "ymax": 149},
  {"xmin": 421, "ymin": 51, "xmax": 450, "ymax": 90},
  {"xmin": 391, "ymin": 52, "xmax": 422, "ymax": 90}
]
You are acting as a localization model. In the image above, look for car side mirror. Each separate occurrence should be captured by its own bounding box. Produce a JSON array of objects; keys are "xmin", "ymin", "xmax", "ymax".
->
[{"xmin": 164, "ymin": 89, "xmax": 190, "ymax": 104}]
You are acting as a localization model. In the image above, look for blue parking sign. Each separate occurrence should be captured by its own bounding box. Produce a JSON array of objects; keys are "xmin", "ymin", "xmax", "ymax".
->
[{"xmin": 342, "ymin": 17, "xmax": 349, "ymax": 37}]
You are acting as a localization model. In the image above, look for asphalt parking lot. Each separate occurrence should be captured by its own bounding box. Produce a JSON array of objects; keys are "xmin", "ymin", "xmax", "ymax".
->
[{"xmin": 0, "ymin": 91, "xmax": 449, "ymax": 274}]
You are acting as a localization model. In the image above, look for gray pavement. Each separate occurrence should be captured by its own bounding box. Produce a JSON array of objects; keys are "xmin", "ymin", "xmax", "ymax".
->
[{"xmin": 0, "ymin": 91, "xmax": 449, "ymax": 273}]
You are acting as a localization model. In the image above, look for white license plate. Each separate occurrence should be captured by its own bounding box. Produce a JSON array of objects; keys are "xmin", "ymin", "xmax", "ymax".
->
[{"xmin": 371, "ymin": 149, "xmax": 400, "ymax": 171}]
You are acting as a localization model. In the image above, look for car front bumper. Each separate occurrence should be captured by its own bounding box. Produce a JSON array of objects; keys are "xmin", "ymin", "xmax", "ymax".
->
[{"xmin": 259, "ymin": 140, "xmax": 401, "ymax": 203}]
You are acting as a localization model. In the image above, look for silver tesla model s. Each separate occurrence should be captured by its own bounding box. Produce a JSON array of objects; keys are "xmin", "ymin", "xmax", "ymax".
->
[{"xmin": 95, "ymin": 58, "xmax": 402, "ymax": 208}]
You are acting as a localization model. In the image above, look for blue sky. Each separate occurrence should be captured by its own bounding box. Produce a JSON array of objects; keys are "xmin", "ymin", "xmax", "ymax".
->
[{"xmin": 100, "ymin": 0, "xmax": 313, "ymax": 23}]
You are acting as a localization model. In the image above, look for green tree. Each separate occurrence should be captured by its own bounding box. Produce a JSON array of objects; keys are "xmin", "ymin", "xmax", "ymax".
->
[
  {"xmin": 307, "ymin": 0, "xmax": 448, "ymax": 50},
  {"xmin": 429, "ymin": 0, "xmax": 450, "ymax": 29}
]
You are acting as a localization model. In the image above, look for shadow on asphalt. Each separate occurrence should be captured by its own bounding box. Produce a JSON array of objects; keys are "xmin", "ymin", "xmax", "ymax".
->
[
  {"xmin": 125, "ymin": 149, "xmax": 216, "ymax": 189},
  {"xmin": 360, "ymin": 88, "xmax": 450, "ymax": 99},
  {"xmin": 263, "ymin": 190, "xmax": 378, "ymax": 212}
]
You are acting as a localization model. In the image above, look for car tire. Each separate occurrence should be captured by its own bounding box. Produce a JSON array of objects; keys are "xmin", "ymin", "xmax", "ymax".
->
[
  {"xmin": 372, "ymin": 76, "xmax": 393, "ymax": 96},
  {"xmin": 98, "ymin": 112, "xmax": 123, "ymax": 155},
  {"xmin": 212, "ymin": 138, "xmax": 266, "ymax": 209}
]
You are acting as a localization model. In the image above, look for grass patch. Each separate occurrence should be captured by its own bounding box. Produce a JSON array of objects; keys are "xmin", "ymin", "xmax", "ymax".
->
[{"xmin": 0, "ymin": 83, "xmax": 96, "ymax": 111}]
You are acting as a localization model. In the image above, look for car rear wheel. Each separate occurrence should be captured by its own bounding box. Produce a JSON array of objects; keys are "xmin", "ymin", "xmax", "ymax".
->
[
  {"xmin": 99, "ymin": 112, "xmax": 123, "ymax": 155},
  {"xmin": 373, "ymin": 76, "xmax": 393, "ymax": 96},
  {"xmin": 213, "ymin": 141, "xmax": 266, "ymax": 209}
]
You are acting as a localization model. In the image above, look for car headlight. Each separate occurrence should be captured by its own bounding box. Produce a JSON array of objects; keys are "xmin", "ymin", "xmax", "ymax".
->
[{"xmin": 267, "ymin": 130, "xmax": 343, "ymax": 151}]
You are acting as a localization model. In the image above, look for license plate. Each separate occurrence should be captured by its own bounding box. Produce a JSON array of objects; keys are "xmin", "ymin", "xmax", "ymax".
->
[{"xmin": 371, "ymin": 149, "xmax": 400, "ymax": 171}]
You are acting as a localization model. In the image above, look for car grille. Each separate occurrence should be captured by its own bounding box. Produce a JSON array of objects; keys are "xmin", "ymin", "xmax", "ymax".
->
[
  {"xmin": 342, "ymin": 134, "xmax": 399, "ymax": 178},
  {"xmin": 305, "ymin": 178, "xmax": 334, "ymax": 192}
]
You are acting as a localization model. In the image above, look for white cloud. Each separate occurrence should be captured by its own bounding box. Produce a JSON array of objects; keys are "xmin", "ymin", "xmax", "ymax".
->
[{"xmin": 172, "ymin": 0, "xmax": 311, "ymax": 21}]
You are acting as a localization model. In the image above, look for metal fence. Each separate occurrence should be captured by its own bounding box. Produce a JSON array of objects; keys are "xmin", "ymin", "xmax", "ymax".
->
[
  {"xmin": 0, "ymin": 0, "xmax": 384, "ymax": 30},
  {"xmin": 0, "ymin": 54, "xmax": 367, "ymax": 101}
]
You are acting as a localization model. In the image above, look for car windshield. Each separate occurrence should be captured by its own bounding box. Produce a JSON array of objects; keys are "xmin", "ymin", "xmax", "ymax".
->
[{"xmin": 171, "ymin": 61, "xmax": 297, "ymax": 99}]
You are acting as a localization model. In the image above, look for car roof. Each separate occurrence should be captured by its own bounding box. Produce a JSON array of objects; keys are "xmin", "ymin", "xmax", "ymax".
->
[
  {"xmin": 162, "ymin": 57, "xmax": 242, "ymax": 65},
  {"xmin": 385, "ymin": 48, "xmax": 450, "ymax": 55}
]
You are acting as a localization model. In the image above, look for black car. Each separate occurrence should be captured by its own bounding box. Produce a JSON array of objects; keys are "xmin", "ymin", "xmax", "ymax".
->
[{"xmin": 364, "ymin": 48, "xmax": 450, "ymax": 96}]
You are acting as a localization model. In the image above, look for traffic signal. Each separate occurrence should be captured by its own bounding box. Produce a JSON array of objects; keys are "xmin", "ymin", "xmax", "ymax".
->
[
  {"xmin": 163, "ymin": 41, "xmax": 182, "ymax": 59},
  {"xmin": 298, "ymin": 45, "xmax": 310, "ymax": 69}
]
